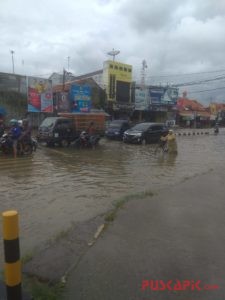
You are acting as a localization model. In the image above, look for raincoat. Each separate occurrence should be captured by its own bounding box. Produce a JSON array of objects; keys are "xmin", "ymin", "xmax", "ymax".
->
[{"xmin": 161, "ymin": 132, "xmax": 177, "ymax": 154}]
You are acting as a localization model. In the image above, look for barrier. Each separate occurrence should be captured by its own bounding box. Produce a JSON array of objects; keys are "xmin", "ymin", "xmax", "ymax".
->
[
  {"xmin": 175, "ymin": 130, "xmax": 210, "ymax": 136},
  {"xmin": 2, "ymin": 210, "xmax": 22, "ymax": 300}
]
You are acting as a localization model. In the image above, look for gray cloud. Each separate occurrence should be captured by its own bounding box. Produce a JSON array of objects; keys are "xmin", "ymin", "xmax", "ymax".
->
[{"xmin": 0, "ymin": 0, "xmax": 225, "ymax": 103}]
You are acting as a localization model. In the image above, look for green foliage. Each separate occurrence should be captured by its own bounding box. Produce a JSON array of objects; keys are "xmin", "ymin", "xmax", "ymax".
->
[
  {"xmin": 104, "ymin": 190, "xmax": 154, "ymax": 222},
  {"xmin": 23, "ymin": 277, "xmax": 65, "ymax": 300}
]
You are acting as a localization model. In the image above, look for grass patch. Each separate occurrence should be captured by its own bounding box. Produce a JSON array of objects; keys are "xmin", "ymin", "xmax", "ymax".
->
[
  {"xmin": 49, "ymin": 229, "xmax": 70, "ymax": 245},
  {"xmin": 105, "ymin": 190, "xmax": 154, "ymax": 223},
  {"xmin": 23, "ymin": 276, "xmax": 65, "ymax": 300},
  {"xmin": 21, "ymin": 252, "xmax": 33, "ymax": 264}
]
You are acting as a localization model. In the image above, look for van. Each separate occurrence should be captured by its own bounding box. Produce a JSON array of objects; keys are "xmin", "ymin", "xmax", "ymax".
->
[{"xmin": 37, "ymin": 117, "xmax": 78, "ymax": 146}]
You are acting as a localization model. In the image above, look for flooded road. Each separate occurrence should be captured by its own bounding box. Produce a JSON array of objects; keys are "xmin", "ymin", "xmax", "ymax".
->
[{"xmin": 0, "ymin": 128, "xmax": 225, "ymax": 262}]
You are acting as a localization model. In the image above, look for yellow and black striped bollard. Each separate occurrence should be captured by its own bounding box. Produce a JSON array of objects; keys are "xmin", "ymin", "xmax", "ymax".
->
[{"xmin": 2, "ymin": 210, "xmax": 22, "ymax": 300}]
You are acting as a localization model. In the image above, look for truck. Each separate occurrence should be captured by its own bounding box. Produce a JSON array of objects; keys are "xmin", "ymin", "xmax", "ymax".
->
[{"xmin": 37, "ymin": 112, "xmax": 108, "ymax": 147}]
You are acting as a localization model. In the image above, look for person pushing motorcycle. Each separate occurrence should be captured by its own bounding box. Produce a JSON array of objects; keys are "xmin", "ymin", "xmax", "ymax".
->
[
  {"xmin": 9, "ymin": 119, "xmax": 22, "ymax": 158},
  {"xmin": 18, "ymin": 119, "xmax": 32, "ymax": 153}
]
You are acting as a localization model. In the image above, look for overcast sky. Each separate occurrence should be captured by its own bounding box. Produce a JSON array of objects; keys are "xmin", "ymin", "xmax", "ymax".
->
[{"xmin": 1, "ymin": 0, "xmax": 225, "ymax": 102}]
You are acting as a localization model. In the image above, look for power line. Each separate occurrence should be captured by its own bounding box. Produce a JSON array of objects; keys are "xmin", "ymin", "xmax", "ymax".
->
[
  {"xmin": 144, "ymin": 68, "xmax": 225, "ymax": 79},
  {"xmin": 173, "ymin": 74, "xmax": 225, "ymax": 87},
  {"xmin": 188, "ymin": 86, "xmax": 225, "ymax": 94}
]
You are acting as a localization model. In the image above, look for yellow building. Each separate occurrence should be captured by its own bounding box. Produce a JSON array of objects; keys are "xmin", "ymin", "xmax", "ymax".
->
[{"xmin": 103, "ymin": 60, "xmax": 133, "ymax": 107}]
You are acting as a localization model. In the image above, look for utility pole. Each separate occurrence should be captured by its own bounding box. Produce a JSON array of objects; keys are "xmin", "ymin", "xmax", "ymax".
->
[
  {"xmin": 67, "ymin": 56, "xmax": 70, "ymax": 72},
  {"xmin": 10, "ymin": 50, "xmax": 15, "ymax": 73}
]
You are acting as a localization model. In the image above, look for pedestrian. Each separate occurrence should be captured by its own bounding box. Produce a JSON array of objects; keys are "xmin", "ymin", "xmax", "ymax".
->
[
  {"xmin": 161, "ymin": 129, "xmax": 177, "ymax": 154},
  {"xmin": 9, "ymin": 119, "xmax": 22, "ymax": 158}
]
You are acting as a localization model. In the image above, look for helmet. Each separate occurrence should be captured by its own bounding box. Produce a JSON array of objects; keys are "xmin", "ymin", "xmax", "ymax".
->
[
  {"xmin": 10, "ymin": 119, "xmax": 18, "ymax": 126},
  {"xmin": 18, "ymin": 120, "xmax": 23, "ymax": 126}
]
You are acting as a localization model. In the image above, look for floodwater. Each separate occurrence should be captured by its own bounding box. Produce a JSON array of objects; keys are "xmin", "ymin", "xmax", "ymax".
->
[{"xmin": 0, "ymin": 128, "xmax": 225, "ymax": 261}]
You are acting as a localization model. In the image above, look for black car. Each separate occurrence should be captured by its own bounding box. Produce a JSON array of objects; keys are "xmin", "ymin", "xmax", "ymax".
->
[
  {"xmin": 105, "ymin": 120, "xmax": 130, "ymax": 140},
  {"xmin": 123, "ymin": 122, "xmax": 169, "ymax": 144}
]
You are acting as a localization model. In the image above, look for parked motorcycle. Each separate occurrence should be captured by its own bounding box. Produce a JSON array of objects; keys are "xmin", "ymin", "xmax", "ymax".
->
[
  {"xmin": 73, "ymin": 131, "xmax": 100, "ymax": 149},
  {"xmin": 0, "ymin": 133, "xmax": 37, "ymax": 156},
  {"xmin": 214, "ymin": 124, "xmax": 219, "ymax": 134}
]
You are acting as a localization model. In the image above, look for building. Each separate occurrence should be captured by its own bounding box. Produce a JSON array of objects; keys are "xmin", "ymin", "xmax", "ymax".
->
[
  {"xmin": 132, "ymin": 83, "xmax": 178, "ymax": 123},
  {"xmin": 176, "ymin": 92, "xmax": 211, "ymax": 128}
]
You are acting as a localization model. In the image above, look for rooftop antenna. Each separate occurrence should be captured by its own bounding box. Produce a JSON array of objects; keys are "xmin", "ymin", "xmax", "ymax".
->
[
  {"xmin": 107, "ymin": 48, "xmax": 120, "ymax": 62},
  {"xmin": 141, "ymin": 59, "xmax": 147, "ymax": 88}
]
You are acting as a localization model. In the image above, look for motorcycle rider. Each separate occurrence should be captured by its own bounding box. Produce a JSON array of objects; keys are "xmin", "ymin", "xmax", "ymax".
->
[
  {"xmin": 18, "ymin": 119, "xmax": 32, "ymax": 153},
  {"xmin": 87, "ymin": 121, "xmax": 97, "ymax": 147},
  {"xmin": 9, "ymin": 119, "xmax": 22, "ymax": 158}
]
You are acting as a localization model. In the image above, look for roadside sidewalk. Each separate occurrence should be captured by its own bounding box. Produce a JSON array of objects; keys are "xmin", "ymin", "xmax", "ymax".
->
[{"xmin": 65, "ymin": 167, "xmax": 225, "ymax": 300}]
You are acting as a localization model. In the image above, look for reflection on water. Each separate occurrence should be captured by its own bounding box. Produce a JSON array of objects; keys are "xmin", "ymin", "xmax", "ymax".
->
[{"xmin": 0, "ymin": 130, "xmax": 225, "ymax": 257}]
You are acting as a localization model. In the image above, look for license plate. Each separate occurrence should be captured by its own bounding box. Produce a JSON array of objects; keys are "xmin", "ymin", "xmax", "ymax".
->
[{"xmin": 54, "ymin": 133, "xmax": 59, "ymax": 137}]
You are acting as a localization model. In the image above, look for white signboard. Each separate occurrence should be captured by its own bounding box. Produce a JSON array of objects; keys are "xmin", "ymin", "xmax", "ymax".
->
[{"xmin": 135, "ymin": 89, "xmax": 149, "ymax": 110}]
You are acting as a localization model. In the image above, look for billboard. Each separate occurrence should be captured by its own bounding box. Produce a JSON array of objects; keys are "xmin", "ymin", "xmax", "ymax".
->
[
  {"xmin": 149, "ymin": 87, "xmax": 178, "ymax": 105},
  {"xmin": 28, "ymin": 77, "xmax": 53, "ymax": 112},
  {"xmin": 70, "ymin": 85, "xmax": 91, "ymax": 113},
  {"xmin": 135, "ymin": 88, "xmax": 150, "ymax": 110},
  {"xmin": 55, "ymin": 92, "xmax": 70, "ymax": 112}
]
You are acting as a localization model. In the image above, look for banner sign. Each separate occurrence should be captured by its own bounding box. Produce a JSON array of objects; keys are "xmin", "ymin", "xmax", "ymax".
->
[
  {"xmin": 55, "ymin": 92, "xmax": 70, "ymax": 112},
  {"xmin": 70, "ymin": 85, "xmax": 91, "ymax": 113},
  {"xmin": 28, "ymin": 77, "xmax": 53, "ymax": 112},
  {"xmin": 135, "ymin": 88, "xmax": 150, "ymax": 110},
  {"xmin": 149, "ymin": 87, "xmax": 178, "ymax": 105}
]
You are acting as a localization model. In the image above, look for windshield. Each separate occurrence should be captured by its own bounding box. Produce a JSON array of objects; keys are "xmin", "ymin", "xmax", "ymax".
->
[
  {"xmin": 40, "ymin": 117, "xmax": 57, "ymax": 128},
  {"xmin": 109, "ymin": 122, "xmax": 123, "ymax": 129},
  {"xmin": 131, "ymin": 123, "xmax": 150, "ymax": 131}
]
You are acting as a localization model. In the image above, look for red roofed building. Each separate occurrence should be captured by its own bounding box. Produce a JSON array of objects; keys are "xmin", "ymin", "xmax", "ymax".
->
[{"xmin": 176, "ymin": 91, "xmax": 210, "ymax": 128}]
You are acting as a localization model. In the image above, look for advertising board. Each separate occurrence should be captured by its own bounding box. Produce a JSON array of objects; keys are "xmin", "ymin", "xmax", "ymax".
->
[
  {"xmin": 28, "ymin": 77, "xmax": 53, "ymax": 112},
  {"xmin": 70, "ymin": 85, "xmax": 91, "ymax": 113}
]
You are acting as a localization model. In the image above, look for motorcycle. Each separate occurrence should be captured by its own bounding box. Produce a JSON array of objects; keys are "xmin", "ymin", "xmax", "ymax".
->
[
  {"xmin": 0, "ymin": 133, "xmax": 37, "ymax": 156},
  {"xmin": 214, "ymin": 125, "xmax": 219, "ymax": 134},
  {"xmin": 73, "ymin": 131, "xmax": 100, "ymax": 149}
]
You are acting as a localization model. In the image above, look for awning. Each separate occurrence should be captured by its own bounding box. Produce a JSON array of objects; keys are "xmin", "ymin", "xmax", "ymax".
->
[{"xmin": 178, "ymin": 112, "xmax": 194, "ymax": 120}]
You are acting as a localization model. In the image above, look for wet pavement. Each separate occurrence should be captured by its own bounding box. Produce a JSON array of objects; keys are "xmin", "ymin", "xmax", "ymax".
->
[
  {"xmin": 65, "ymin": 164, "xmax": 225, "ymax": 300},
  {"xmin": 0, "ymin": 128, "xmax": 225, "ymax": 272}
]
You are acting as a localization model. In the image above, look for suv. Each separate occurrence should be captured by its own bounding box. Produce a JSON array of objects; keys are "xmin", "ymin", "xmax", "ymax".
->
[
  {"xmin": 123, "ymin": 122, "xmax": 168, "ymax": 144},
  {"xmin": 105, "ymin": 120, "xmax": 130, "ymax": 140},
  {"xmin": 37, "ymin": 117, "xmax": 78, "ymax": 146}
]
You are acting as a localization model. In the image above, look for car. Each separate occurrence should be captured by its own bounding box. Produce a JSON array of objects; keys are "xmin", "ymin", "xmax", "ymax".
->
[
  {"xmin": 123, "ymin": 122, "xmax": 169, "ymax": 145},
  {"xmin": 105, "ymin": 119, "xmax": 131, "ymax": 140}
]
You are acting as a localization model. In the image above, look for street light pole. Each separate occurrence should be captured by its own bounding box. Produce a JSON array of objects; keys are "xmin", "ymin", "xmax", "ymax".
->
[
  {"xmin": 67, "ymin": 56, "xmax": 70, "ymax": 72},
  {"xmin": 10, "ymin": 50, "xmax": 15, "ymax": 73}
]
